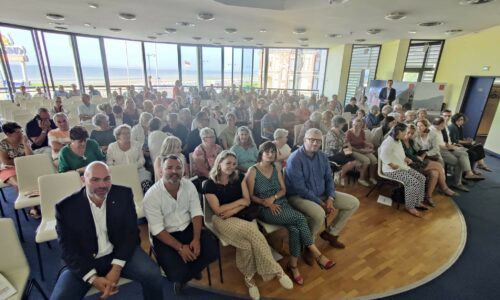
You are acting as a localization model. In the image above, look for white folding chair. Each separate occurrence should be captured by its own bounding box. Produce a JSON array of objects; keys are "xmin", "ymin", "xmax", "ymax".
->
[
  {"xmin": 0, "ymin": 218, "xmax": 48, "ymax": 300},
  {"xmin": 108, "ymin": 164, "xmax": 145, "ymax": 218},
  {"xmin": 35, "ymin": 171, "xmax": 82, "ymax": 280},
  {"xmin": 14, "ymin": 154, "xmax": 57, "ymax": 242},
  {"xmin": 366, "ymin": 148, "xmax": 405, "ymax": 204}
]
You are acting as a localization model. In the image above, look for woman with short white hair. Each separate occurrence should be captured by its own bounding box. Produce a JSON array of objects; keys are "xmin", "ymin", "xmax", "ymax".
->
[
  {"xmin": 131, "ymin": 112, "xmax": 154, "ymax": 153},
  {"xmin": 273, "ymin": 128, "xmax": 291, "ymax": 168},
  {"xmin": 192, "ymin": 127, "xmax": 222, "ymax": 178},
  {"xmin": 107, "ymin": 124, "xmax": 153, "ymax": 192}
]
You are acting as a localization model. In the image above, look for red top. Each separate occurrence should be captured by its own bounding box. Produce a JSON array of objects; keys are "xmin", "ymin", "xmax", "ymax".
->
[{"xmin": 346, "ymin": 130, "xmax": 366, "ymax": 149}]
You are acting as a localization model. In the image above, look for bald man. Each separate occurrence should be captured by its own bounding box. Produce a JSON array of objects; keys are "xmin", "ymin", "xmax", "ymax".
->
[{"xmin": 52, "ymin": 162, "xmax": 164, "ymax": 300}]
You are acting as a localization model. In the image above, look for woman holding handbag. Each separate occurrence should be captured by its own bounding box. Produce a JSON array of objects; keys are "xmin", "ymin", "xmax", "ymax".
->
[{"xmin": 203, "ymin": 151, "xmax": 293, "ymax": 300}]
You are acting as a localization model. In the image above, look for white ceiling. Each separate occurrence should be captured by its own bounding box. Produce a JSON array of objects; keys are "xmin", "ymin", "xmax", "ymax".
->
[{"xmin": 1, "ymin": 0, "xmax": 500, "ymax": 48}]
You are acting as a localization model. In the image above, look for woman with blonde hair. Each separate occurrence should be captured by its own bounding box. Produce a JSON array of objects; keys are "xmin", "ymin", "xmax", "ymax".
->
[
  {"xmin": 230, "ymin": 126, "xmax": 258, "ymax": 173},
  {"xmin": 202, "ymin": 150, "xmax": 293, "ymax": 300}
]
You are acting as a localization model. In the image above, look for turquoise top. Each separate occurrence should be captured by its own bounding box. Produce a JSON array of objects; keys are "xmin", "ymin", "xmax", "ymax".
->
[{"xmin": 230, "ymin": 144, "xmax": 258, "ymax": 170}]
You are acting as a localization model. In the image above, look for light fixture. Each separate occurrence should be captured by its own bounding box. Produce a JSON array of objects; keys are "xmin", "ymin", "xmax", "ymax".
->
[
  {"xmin": 298, "ymin": 37, "xmax": 309, "ymax": 42},
  {"xmin": 176, "ymin": 21, "xmax": 195, "ymax": 27},
  {"xmin": 419, "ymin": 21, "xmax": 444, "ymax": 27},
  {"xmin": 197, "ymin": 12, "xmax": 215, "ymax": 21},
  {"xmin": 445, "ymin": 29, "xmax": 463, "ymax": 34},
  {"xmin": 109, "ymin": 28, "xmax": 122, "ymax": 32},
  {"xmin": 119, "ymin": 13, "xmax": 136, "ymax": 21},
  {"xmin": 84, "ymin": 23, "xmax": 91, "ymax": 27},
  {"xmin": 46, "ymin": 13, "xmax": 65, "ymax": 21},
  {"xmin": 293, "ymin": 28, "xmax": 307, "ymax": 34},
  {"xmin": 213, "ymin": 42, "xmax": 222, "ymax": 45},
  {"xmin": 48, "ymin": 22, "xmax": 66, "ymax": 26},
  {"xmin": 459, "ymin": 0, "xmax": 495, "ymax": 5},
  {"xmin": 147, "ymin": 36, "xmax": 157, "ymax": 40},
  {"xmin": 385, "ymin": 12, "xmax": 406, "ymax": 20},
  {"xmin": 243, "ymin": 37, "xmax": 254, "ymax": 41},
  {"xmin": 259, "ymin": 29, "xmax": 267, "ymax": 33},
  {"xmin": 155, "ymin": 32, "xmax": 164, "ymax": 36},
  {"xmin": 225, "ymin": 28, "xmax": 237, "ymax": 33},
  {"xmin": 328, "ymin": 0, "xmax": 351, "ymax": 4},
  {"xmin": 355, "ymin": 38, "xmax": 366, "ymax": 42},
  {"xmin": 164, "ymin": 28, "xmax": 177, "ymax": 33},
  {"xmin": 366, "ymin": 29, "xmax": 382, "ymax": 35},
  {"xmin": 54, "ymin": 26, "xmax": 68, "ymax": 30},
  {"xmin": 408, "ymin": 30, "xmax": 417, "ymax": 34},
  {"xmin": 326, "ymin": 33, "xmax": 343, "ymax": 38},
  {"xmin": 88, "ymin": 3, "xmax": 99, "ymax": 9},
  {"xmin": 275, "ymin": 41, "xmax": 283, "ymax": 44},
  {"xmin": 228, "ymin": 40, "xmax": 235, "ymax": 43},
  {"xmin": 300, "ymin": 44, "xmax": 309, "ymax": 47},
  {"xmin": 192, "ymin": 36, "xmax": 202, "ymax": 40},
  {"xmin": 256, "ymin": 43, "xmax": 264, "ymax": 46}
]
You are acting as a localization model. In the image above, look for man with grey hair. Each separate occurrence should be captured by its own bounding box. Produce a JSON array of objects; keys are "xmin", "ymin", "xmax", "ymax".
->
[
  {"xmin": 48, "ymin": 113, "xmax": 71, "ymax": 163},
  {"xmin": 163, "ymin": 113, "xmax": 188, "ymax": 145},
  {"xmin": 260, "ymin": 103, "xmax": 280, "ymax": 141},
  {"xmin": 365, "ymin": 105, "xmax": 380, "ymax": 130},
  {"xmin": 26, "ymin": 107, "xmax": 57, "ymax": 154},
  {"xmin": 286, "ymin": 128, "xmax": 359, "ymax": 261},
  {"xmin": 296, "ymin": 111, "xmax": 322, "ymax": 146},
  {"xmin": 143, "ymin": 155, "xmax": 218, "ymax": 294},
  {"xmin": 78, "ymin": 94, "xmax": 97, "ymax": 125}
]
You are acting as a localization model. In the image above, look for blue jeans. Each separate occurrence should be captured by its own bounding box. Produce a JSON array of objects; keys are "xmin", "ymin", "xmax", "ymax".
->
[{"xmin": 50, "ymin": 246, "xmax": 164, "ymax": 300}]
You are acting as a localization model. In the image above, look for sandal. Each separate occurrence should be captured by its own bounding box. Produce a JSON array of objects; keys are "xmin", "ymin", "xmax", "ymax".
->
[
  {"xmin": 443, "ymin": 188, "xmax": 459, "ymax": 197},
  {"xmin": 478, "ymin": 165, "xmax": 492, "ymax": 172},
  {"xmin": 286, "ymin": 264, "xmax": 304, "ymax": 285},
  {"xmin": 315, "ymin": 254, "xmax": 335, "ymax": 270},
  {"xmin": 29, "ymin": 208, "xmax": 41, "ymax": 219},
  {"xmin": 244, "ymin": 276, "xmax": 260, "ymax": 300},
  {"xmin": 406, "ymin": 208, "xmax": 423, "ymax": 218}
]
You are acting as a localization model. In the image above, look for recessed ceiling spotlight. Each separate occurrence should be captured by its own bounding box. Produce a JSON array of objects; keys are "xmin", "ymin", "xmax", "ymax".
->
[
  {"xmin": 259, "ymin": 29, "xmax": 267, "ymax": 33},
  {"xmin": 408, "ymin": 30, "xmax": 417, "ymax": 34},
  {"xmin": 256, "ymin": 43, "xmax": 264, "ymax": 46},
  {"xmin": 326, "ymin": 33, "xmax": 343, "ymax": 38},
  {"xmin": 192, "ymin": 36, "xmax": 202, "ymax": 40},
  {"xmin": 328, "ymin": 0, "xmax": 351, "ymax": 4},
  {"xmin": 218, "ymin": 37, "xmax": 225, "ymax": 40},
  {"xmin": 119, "ymin": 13, "xmax": 136, "ymax": 21},
  {"xmin": 84, "ymin": 23, "xmax": 91, "ymax": 27},
  {"xmin": 54, "ymin": 26, "xmax": 68, "ymax": 30},
  {"xmin": 228, "ymin": 40, "xmax": 235, "ymax": 43},
  {"xmin": 176, "ymin": 21, "xmax": 195, "ymax": 27},
  {"xmin": 46, "ymin": 13, "xmax": 65, "ymax": 21},
  {"xmin": 366, "ymin": 28, "xmax": 382, "ymax": 35},
  {"xmin": 293, "ymin": 28, "xmax": 307, "ymax": 34},
  {"xmin": 147, "ymin": 36, "xmax": 157, "ymax": 40},
  {"xmin": 419, "ymin": 21, "xmax": 444, "ymax": 27},
  {"xmin": 213, "ymin": 42, "xmax": 222, "ymax": 45},
  {"xmin": 445, "ymin": 29, "xmax": 463, "ymax": 34},
  {"xmin": 48, "ymin": 22, "xmax": 66, "ymax": 26},
  {"xmin": 355, "ymin": 39, "xmax": 366, "ymax": 42},
  {"xmin": 225, "ymin": 28, "xmax": 237, "ymax": 34},
  {"xmin": 275, "ymin": 41, "xmax": 283, "ymax": 44},
  {"xmin": 164, "ymin": 28, "xmax": 177, "ymax": 33},
  {"xmin": 109, "ymin": 28, "xmax": 122, "ymax": 32},
  {"xmin": 300, "ymin": 44, "xmax": 309, "ymax": 47},
  {"xmin": 88, "ymin": 3, "xmax": 99, "ymax": 9},
  {"xmin": 385, "ymin": 12, "xmax": 406, "ymax": 21},
  {"xmin": 155, "ymin": 32, "xmax": 164, "ymax": 36},
  {"xmin": 298, "ymin": 37, "xmax": 309, "ymax": 42},
  {"xmin": 243, "ymin": 37, "xmax": 254, "ymax": 41},
  {"xmin": 197, "ymin": 12, "xmax": 215, "ymax": 21},
  {"xmin": 459, "ymin": 0, "xmax": 495, "ymax": 5}
]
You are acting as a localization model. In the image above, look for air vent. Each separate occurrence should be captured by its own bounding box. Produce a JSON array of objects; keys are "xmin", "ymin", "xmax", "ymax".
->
[
  {"xmin": 366, "ymin": 29, "xmax": 382, "ymax": 35},
  {"xmin": 176, "ymin": 22, "xmax": 195, "ymax": 27},
  {"xmin": 355, "ymin": 39, "xmax": 366, "ymax": 42},
  {"xmin": 164, "ymin": 28, "xmax": 177, "ymax": 33},
  {"xmin": 119, "ymin": 13, "xmax": 136, "ymax": 21},
  {"xmin": 327, "ymin": 33, "xmax": 343, "ymax": 38},
  {"xmin": 293, "ymin": 28, "xmax": 307, "ymax": 34},
  {"xmin": 225, "ymin": 28, "xmax": 237, "ymax": 33},
  {"xmin": 109, "ymin": 28, "xmax": 122, "ymax": 32},
  {"xmin": 46, "ymin": 13, "xmax": 65, "ymax": 21},
  {"xmin": 419, "ymin": 21, "xmax": 444, "ymax": 27},
  {"xmin": 459, "ymin": 0, "xmax": 495, "ymax": 5},
  {"xmin": 445, "ymin": 29, "xmax": 463, "ymax": 34},
  {"xmin": 198, "ymin": 12, "xmax": 215, "ymax": 21},
  {"xmin": 385, "ymin": 12, "xmax": 406, "ymax": 20}
]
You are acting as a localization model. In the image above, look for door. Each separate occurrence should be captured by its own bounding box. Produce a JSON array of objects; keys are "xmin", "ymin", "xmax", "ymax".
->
[{"xmin": 459, "ymin": 77, "xmax": 494, "ymax": 138}]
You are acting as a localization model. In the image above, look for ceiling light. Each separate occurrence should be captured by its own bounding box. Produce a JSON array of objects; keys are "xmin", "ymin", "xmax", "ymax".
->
[
  {"xmin": 243, "ymin": 37, "xmax": 254, "ymax": 41},
  {"xmin": 109, "ymin": 28, "xmax": 122, "ymax": 32},
  {"xmin": 88, "ymin": 3, "xmax": 99, "ymax": 9},
  {"xmin": 459, "ymin": 0, "xmax": 495, "ymax": 5},
  {"xmin": 192, "ymin": 36, "xmax": 202, "ymax": 40},
  {"xmin": 213, "ymin": 42, "xmax": 222, "ymax": 45},
  {"xmin": 445, "ymin": 29, "xmax": 463, "ymax": 34},
  {"xmin": 275, "ymin": 41, "xmax": 283, "ymax": 44},
  {"xmin": 355, "ymin": 39, "xmax": 366, "ymax": 42},
  {"xmin": 385, "ymin": 12, "xmax": 406, "ymax": 20},
  {"xmin": 119, "ymin": 13, "xmax": 136, "ymax": 21},
  {"xmin": 328, "ymin": 0, "xmax": 351, "ymax": 4},
  {"xmin": 298, "ymin": 37, "xmax": 309, "ymax": 42},
  {"xmin": 419, "ymin": 21, "xmax": 444, "ymax": 27},
  {"xmin": 326, "ymin": 33, "xmax": 343, "ymax": 38},
  {"xmin": 225, "ymin": 28, "xmax": 237, "ymax": 33},
  {"xmin": 408, "ymin": 30, "xmax": 417, "ymax": 34},
  {"xmin": 155, "ymin": 32, "xmax": 164, "ymax": 36},
  {"xmin": 366, "ymin": 29, "xmax": 382, "ymax": 35},
  {"xmin": 259, "ymin": 29, "xmax": 267, "ymax": 33},
  {"xmin": 84, "ymin": 23, "xmax": 91, "ymax": 27},
  {"xmin": 293, "ymin": 28, "xmax": 307, "ymax": 34},
  {"xmin": 197, "ymin": 12, "xmax": 215, "ymax": 21},
  {"xmin": 300, "ymin": 44, "xmax": 309, "ymax": 47},
  {"xmin": 46, "ymin": 13, "xmax": 65, "ymax": 21},
  {"xmin": 147, "ymin": 36, "xmax": 157, "ymax": 40},
  {"xmin": 164, "ymin": 28, "xmax": 177, "ymax": 33},
  {"xmin": 228, "ymin": 40, "xmax": 235, "ymax": 43},
  {"xmin": 256, "ymin": 43, "xmax": 264, "ymax": 46},
  {"xmin": 176, "ymin": 21, "xmax": 195, "ymax": 27},
  {"xmin": 48, "ymin": 22, "xmax": 65, "ymax": 26},
  {"xmin": 54, "ymin": 26, "xmax": 68, "ymax": 30}
]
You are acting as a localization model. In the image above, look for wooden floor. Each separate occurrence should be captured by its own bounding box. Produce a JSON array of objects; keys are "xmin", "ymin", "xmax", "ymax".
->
[{"xmin": 139, "ymin": 182, "xmax": 466, "ymax": 300}]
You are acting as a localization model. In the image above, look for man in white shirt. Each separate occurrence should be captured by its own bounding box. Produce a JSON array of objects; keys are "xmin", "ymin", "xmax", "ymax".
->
[
  {"xmin": 143, "ymin": 154, "xmax": 218, "ymax": 294},
  {"xmin": 14, "ymin": 85, "xmax": 31, "ymax": 106},
  {"xmin": 52, "ymin": 162, "xmax": 164, "ymax": 300},
  {"xmin": 69, "ymin": 83, "xmax": 81, "ymax": 97},
  {"xmin": 78, "ymin": 94, "xmax": 98, "ymax": 125}
]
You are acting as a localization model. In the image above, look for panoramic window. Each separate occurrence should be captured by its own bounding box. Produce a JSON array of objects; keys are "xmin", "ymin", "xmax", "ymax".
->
[
  {"xmin": 267, "ymin": 48, "xmax": 296, "ymax": 90},
  {"xmin": 180, "ymin": 46, "xmax": 199, "ymax": 87},
  {"xmin": 144, "ymin": 42, "xmax": 179, "ymax": 91},
  {"xmin": 295, "ymin": 49, "xmax": 328, "ymax": 93},
  {"xmin": 403, "ymin": 40, "xmax": 444, "ymax": 82},
  {"xmin": 252, "ymin": 48, "xmax": 264, "ymax": 88},
  {"xmin": 223, "ymin": 47, "xmax": 233, "ymax": 88},
  {"xmin": 76, "ymin": 36, "xmax": 106, "ymax": 96},
  {"xmin": 43, "ymin": 32, "xmax": 78, "ymax": 89},
  {"xmin": 104, "ymin": 38, "xmax": 145, "ymax": 89},
  {"xmin": 242, "ymin": 48, "xmax": 253, "ymax": 89},
  {"xmin": 201, "ymin": 46, "xmax": 222, "ymax": 87}
]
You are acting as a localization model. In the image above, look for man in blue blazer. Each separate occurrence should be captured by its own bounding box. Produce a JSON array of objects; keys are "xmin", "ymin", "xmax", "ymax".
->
[
  {"xmin": 379, "ymin": 79, "xmax": 396, "ymax": 109},
  {"xmin": 51, "ymin": 162, "xmax": 164, "ymax": 300}
]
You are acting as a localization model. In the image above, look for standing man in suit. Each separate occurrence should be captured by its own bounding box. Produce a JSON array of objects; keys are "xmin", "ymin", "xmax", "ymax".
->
[
  {"xmin": 51, "ymin": 162, "xmax": 164, "ymax": 300},
  {"xmin": 379, "ymin": 80, "xmax": 396, "ymax": 110}
]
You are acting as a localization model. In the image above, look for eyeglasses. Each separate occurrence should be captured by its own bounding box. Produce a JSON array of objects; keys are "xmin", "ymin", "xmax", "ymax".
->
[{"xmin": 305, "ymin": 138, "xmax": 322, "ymax": 144}]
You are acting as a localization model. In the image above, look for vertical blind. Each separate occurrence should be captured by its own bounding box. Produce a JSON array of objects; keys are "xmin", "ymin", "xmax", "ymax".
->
[{"xmin": 345, "ymin": 45, "xmax": 380, "ymax": 102}]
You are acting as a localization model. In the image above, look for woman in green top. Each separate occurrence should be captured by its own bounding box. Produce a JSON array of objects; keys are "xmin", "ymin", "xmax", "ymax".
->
[
  {"xmin": 58, "ymin": 126, "xmax": 105, "ymax": 174},
  {"xmin": 230, "ymin": 126, "xmax": 258, "ymax": 173},
  {"xmin": 402, "ymin": 124, "xmax": 457, "ymax": 206}
]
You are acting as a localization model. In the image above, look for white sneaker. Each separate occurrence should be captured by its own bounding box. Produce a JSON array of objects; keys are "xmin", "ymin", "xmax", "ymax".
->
[
  {"xmin": 369, "ymin": 178, "xmax": 378, "ymax": 185},
  {"xmin": 278, "ymin": 273, "xmax": 294, "ymax": 290},
  {"xmin": 334, "ymin": 173, "xmax": 340, "ymax": 185},
  {"xmin": 248, "ymin": 286, "xmax": 260, "ymax": 300},
  {"xmin": 358, "ymin": 179, "xmax": 371, "ymax": 187},
  {"xmin": 339, "ymin": 178, "xmax": 345, "ymax": 187}
]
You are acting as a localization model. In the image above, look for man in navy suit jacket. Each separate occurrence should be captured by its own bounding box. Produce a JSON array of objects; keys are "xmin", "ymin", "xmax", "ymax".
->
[
  {"xmin": 379, "ymin": 79, "xmax": 396, "ymax": 109},
  {"xmin": 51, "ymin": 162, "xmax": 164, "ymax": 300}
]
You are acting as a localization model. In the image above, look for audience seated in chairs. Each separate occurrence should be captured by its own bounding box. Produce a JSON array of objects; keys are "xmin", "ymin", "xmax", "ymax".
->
[
  {"xmin": 324, "ymin": 116, "xmax": 362, "ymax": 187},
  {"xmin": 50, "ymin": 96, "xmax": 69, "ymax": 116},
  {"xmin": 163, "ymin": 113, "xmax": 189, "ymax": 146},
  {"xmin": 202, "ymin": 150, "xmax": 293, "ymax": 300},
  {"xmin": 131, "ymin": 112, "xmax": 153, "ymax": 153},
  {"xmin": 230, "ymin": 126, "xmax": 258, "ymax": 173},
  {"xmin": 48, "ymin": 113, "xmax": 71, "ymax": 166},
  {"xmin": 273, "ymin": 128, "xmax": 292, "ymax": 169},
  {"xmin": 123, "ymin": 98, "xmax": 140, "ymax": 126},
  {"xmin": 89, "ymin": 113, "xmax": 116, "ymax": 154},
  {"xmin": 26, "ymin": 108, "xmax": 57, "ymax": 155},
  {"xmin": 260, "ymin": 103, "xmax": 280, "ymax": 142},
  {"xmin": 58, "ymin": 126, "xmax": 105, "ymax": 174},
  {"xmin": 192, "ymin": 127, "xmax": 223, "ymax": 188},
  {"xmin": 246, "ymin": 141, "xmax": 335, "ymax": 286},
  {"xmin": 143, "ymin": 155, "xmax": 219, "ymax": 295},
  {"xmin": 379, "ymin": 123, "xmax": 427, "ymax": 217},
  {"xmin": 296, "ymin": 111, "xmax": 322, "ymax": 146},
  {"xmin": 78, "ymin": 94, "xmax": 98, "ymax": 126},
  {"xmin": 402, "ymin": 124, "xmax": 458, "ymax": 207},
  {"xmin": 295, "ymin": 99, "xmax": 311, "ymax": 124},
  {"xmin": 51, "ymin": 162, "xmax": 164, "ymax": 300},
  {"xmin": 148, "ymin": 117, "xmax": 170, "ymax": 164},
  {"xmin": 154, "ymin": 136, "xmax": 187, "ymax": 182},
  {"xmin": 346, "ymin": 118, "xmax": 378, "ymax": 187},
  {"xmin": 184, "ymin": 112, "xmax": 215, "ymax": 159},
  {"xmin": 365, "ymin": 105, "xmax": 381, "ymax": 130},
  {"xmin": 371, "ymin": 116, "xmax": 397, "ymax": 149},
  {"xmin": 219, "ymin": 112, "xmax": 237, "ymax": 150},
  {"xmin": 106, "ymin": 124, "xmax": 153, "ymax": 193}
]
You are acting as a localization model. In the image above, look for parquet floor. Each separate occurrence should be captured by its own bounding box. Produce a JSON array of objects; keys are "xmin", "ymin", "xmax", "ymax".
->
[{"xmin": 139, "ymin": 182, "xmax": 466, "ymax": 300}]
